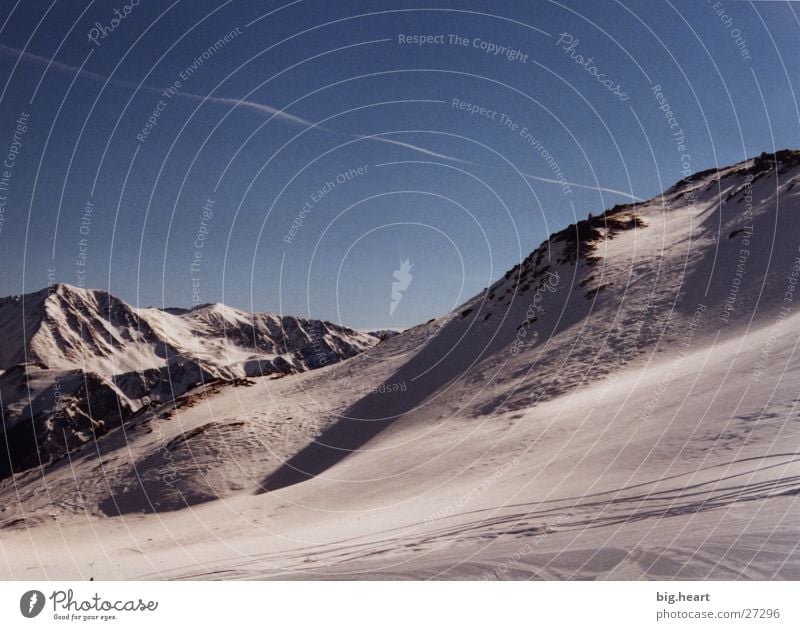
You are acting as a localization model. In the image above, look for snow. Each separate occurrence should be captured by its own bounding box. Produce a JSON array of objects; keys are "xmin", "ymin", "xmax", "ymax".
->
[
  {"xmin": 1, "ymin": 150, "xmax": 799, "ymax": 579},
  {"xmin": 0, "ymin": 284, "xmax": 379, "ymax": 478}
]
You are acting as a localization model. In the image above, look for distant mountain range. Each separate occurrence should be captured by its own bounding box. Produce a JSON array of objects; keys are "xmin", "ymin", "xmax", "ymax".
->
[{"xmin": 0, "ymin": 284, "xmax": 380, "ymax": 478}]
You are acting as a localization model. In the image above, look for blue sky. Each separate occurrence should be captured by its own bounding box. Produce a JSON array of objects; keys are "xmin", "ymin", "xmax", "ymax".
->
[{"xmin": 0, "ymin": 0, "xmax": 798, "ymax": 329}]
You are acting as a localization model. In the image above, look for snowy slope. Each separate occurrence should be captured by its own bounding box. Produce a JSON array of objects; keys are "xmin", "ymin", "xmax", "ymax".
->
[
  {"xmin": 2, "ymin": 150, "xmax": 799, "ymax": 580},
  {"xmin": 0, "ymin": 284, "xmax": 379, "ymax": 478}
]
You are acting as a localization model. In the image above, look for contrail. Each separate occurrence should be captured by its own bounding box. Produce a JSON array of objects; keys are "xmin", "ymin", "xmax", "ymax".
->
[
  {"xmin": 521, "ymin": 173, "xmax": 642, "ymax": 201},
  {"xmin": 363, "ymin": 135, "xmax": 472, "ymax": 164},
  {"xmin": 1, "ymin": 44, "xmax": 643, "ymax": 200},
  {"xmin": 1, "ymin": 43, "xmax": 109, "ymax": 83},
  {"xmin": 0, "ymin": 43, "xmax": 311, "ymax": 127},
  {"xmin": 172, "ymin": 93, "xmax": 318, "ymax": 128}
]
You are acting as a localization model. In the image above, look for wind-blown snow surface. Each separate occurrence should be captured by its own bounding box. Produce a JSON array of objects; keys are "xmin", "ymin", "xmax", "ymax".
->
[{"xmin": 2, "ymin": 151, "xmax": 800, "ymax": 580}]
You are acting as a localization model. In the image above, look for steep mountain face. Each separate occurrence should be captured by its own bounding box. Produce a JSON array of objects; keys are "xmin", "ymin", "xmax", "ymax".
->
[
  {"xmin": 258, "ymin": 149, "xmax": 800, "ymax": 490},
  {"xmin": 0, "ymin": 285, "xmax": 378, "ymax": 478},
  {"xmin": 2, "ymin": 151, "xmax": 799, "ymax": 580}
]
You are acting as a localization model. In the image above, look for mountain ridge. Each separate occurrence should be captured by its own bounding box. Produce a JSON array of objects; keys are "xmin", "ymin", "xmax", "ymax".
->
[
  {"xmin": 2, "ymin": 147, "xmax": 800, "ymax": 531},
  {"xmin": 2, "ymin": 150, "xmax": 800, "ymax": 580},
  {"xmin": 0, "ymin": 282, "xmax": 381, "ymax": 479}
]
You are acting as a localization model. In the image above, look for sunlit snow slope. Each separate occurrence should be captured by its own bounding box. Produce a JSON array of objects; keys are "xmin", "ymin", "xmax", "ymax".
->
[{"xmin": 2, "ymin": 150, "xmax": 799, "ymax": 580}]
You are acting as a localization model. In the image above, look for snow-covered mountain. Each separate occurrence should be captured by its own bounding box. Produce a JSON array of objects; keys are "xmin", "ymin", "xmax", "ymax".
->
[
  {"xmin": 2, "ymin": 150, "xmax": 800, "ymax": 579},
  {"xmin": 0, "ymin": 284, "xmax": 378, "ymax": 478},
  {"xmin": 258, "ymin": 149, "xmax": 800, "ymax": 491}
]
